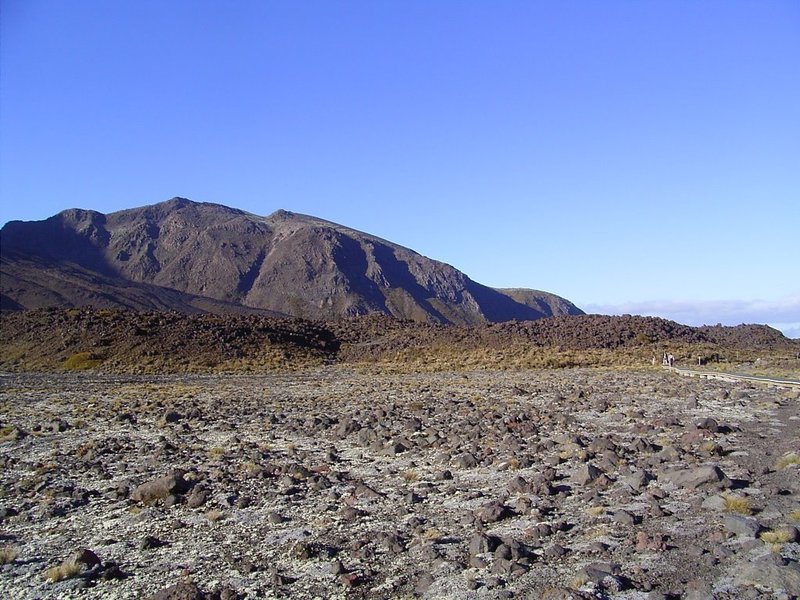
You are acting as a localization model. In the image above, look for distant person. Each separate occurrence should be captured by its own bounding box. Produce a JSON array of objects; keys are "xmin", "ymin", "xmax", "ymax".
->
[{"xmin": 668, "ymin": 353, "xmax": 674, "ymax": 367}]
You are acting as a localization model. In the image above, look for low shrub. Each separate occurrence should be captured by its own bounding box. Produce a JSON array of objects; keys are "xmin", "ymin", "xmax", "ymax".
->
[{"xmin": 63, "ymin": 352, "xmax": 103, "ymax": 371}]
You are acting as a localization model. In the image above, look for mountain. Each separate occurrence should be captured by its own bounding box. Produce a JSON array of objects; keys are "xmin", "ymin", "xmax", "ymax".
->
[
  {"xmin": 0, "ymin": 197, "xmax": 583, "ymax": 324},
  {"xmin": 495, "ymin": 288, "xmax": 585, "ymax": 320}
]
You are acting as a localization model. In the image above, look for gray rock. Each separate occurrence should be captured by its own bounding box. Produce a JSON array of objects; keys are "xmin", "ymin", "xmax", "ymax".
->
[
  {"xmin": 414, "ymin": 571, "xmax": 435, "ymax": 593},
  {"xmin": 213, "ymin": 492, "xmax": 237, "ymax": 508},
  {"xmin": 340, "ymin": 506, "xmax": 366, "ymax": 522},
  {"xmin": 701, "ymin": 494, "xmax": 727, "ymax": 511},
  {"xmin": 723, "ymin": 514, "xmax": 762, "ymax": 537},
  {"xmin": 622, "ymin": 470, "xmax": 652, "ymax": 491},
  {"xmin": 612, "ymin": 509, "xmax": 637, "ymax": 526},
  {"xmin": 469, "ymin": 532, "xmax": 500, "ymax": 556},
  {"xmin": 507, "ymin": 475, "xmax": 533, "ymax": 493},
  {"xmin": 378, "ymin": 531, "xmax": 406, "ymax": 554},
  {"xmin": 573, "ymin": 463, "xmax": 603, "ymax": 485},
  {"xmin": 544, "ymin": 543, "xmax": 568, "ymax": 558},
  {"xmin": 66, "ymin": 548, "xmax": 101, "ymax": 570},
  {"xmin": 140, "ymin": 535, "xmax": 165, "ymax": 550},
  {"xmin": 268, "ymin": 511, "xmax": 288, "ymax": 524},
  {"xmin": 384, "ymin": 441, "xmax": 409, "ymax": 456},
  {"xmin": 476, "ymin": 500, "xmax": 513, "ymax": 523},
  {"xmin": 694, "ymin": 417, "xmax": 719, "ymax": 433},
  {"xmin": 494, "ymin": 543, "xmax": 512, "ymax": 560},
  {"xmin": 328, "ymin": 560, "xmax": 346, "ymax": 575},
  {"xmin": 733, "ymin": 555, "xmax": 800, "ymax": 595},
  {"xmin": 469, "ymin": 555, "xmax": 488, "ymax": 569},
  {"xmin": 661, "ymin": 465, "xmax": 731, "ymax": 489},
  {"xmin": 491, "ymin": 556, "xmax": 514, "ymax": 575},
  {"xmin": 684, "ymin": 578, "xmax": 713, "ymax": 600},
  {"xmin": 580, "ymin": 562, "xmax": 621, "ymax": 584},
  {"xmin": 219, "ymin": 587, "xmax": 240, "ymax": 600},
  {"xmin": 453, "ymin": 452, "xmax": 479, "ymax": 468},
  {"xmin": 601, "ymin": 574, "xmax": 626, "ymax": 592},
  {"xmin": 131, "ymin": 471, "xmax": 189, "ymax": 505},
  {"xmin": 354, "ymin": 482, "xmax": 384, "ymax": 499}
]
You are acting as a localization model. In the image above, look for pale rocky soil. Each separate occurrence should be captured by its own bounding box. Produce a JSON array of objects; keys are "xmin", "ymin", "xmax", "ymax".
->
[{"xmin": 1, "ymin": 367, "xmax": 799, "ymax": 599}]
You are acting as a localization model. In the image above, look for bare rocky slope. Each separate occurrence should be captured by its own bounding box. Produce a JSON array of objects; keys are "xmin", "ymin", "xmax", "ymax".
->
[
  {"xmin": 0, "ymin": 198, "xmax": 582, "ymax": 324},
  {"xmin": 1, "ymin": 308, "xmax": 797, "ymax": 374}
]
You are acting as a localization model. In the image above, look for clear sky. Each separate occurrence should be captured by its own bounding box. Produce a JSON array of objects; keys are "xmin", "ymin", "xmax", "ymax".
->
[{"xmin": 1, "ymin": 1, "xmax": 799, "ymax": 336}]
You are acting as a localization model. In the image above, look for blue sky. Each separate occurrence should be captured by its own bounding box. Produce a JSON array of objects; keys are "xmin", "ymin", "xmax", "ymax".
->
[{"xmin": 1, "ymin": 1, "xmax": 799, "ymax": 336}]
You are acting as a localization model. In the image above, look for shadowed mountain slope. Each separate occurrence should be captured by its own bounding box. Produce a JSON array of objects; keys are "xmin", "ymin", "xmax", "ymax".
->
[{"xmin": 1, "ymin": 198, "xmax": 582, "ymax": 324}]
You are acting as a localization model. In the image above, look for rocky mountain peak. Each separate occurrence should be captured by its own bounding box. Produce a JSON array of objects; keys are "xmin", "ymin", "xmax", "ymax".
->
[{"xmin": 1, "ymin": 197, "xmax": 583, "ymax": 323}]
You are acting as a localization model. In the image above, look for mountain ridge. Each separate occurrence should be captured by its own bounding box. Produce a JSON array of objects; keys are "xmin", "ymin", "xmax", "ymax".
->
[{"xmin": 1, "ymin": 197, "xmax": 583, "ymax": 324}]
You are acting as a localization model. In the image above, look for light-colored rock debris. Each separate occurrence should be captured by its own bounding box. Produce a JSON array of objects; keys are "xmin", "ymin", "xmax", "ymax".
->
[{"xmin": 0, "ymin": 367, "xmax": 798, "ymax": 599}]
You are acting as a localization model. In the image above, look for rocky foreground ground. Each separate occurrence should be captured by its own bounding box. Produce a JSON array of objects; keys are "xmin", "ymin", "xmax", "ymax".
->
[{"xmin": 1, "ymin": 367, "xmax": 799, "ymax": 599}]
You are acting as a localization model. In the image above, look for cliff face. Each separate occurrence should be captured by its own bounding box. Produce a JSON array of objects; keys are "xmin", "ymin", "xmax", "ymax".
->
[{"xmin": 1, "ymin": 197, "xmax": 583, "ymax": 324}]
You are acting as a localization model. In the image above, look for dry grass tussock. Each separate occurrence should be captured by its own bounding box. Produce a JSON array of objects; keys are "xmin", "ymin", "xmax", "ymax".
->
[
  {"xmin": 760, "ymin": 528, "xmax": 794, "ymax": 544},
  {"xmin": 206, "ymin": 509, "xmax": 225, "ymax": 522},
  {"xmin": 721, "ymin": 493, "xmax": 753, "ymax": 515},
  {"xmin": 0, "ymin": 546, "xmax": 19, "ymax": 565},
  {"xmin": 44, "ymin": 562, "xmax": 82, "ymax": 582},
  {"xmin": 401, "ymin": 470, "xmax": 419, "ymax": 482},
  {"xmin": 774, "ymin": 452, "xmax": 800, "ymax": 470}
]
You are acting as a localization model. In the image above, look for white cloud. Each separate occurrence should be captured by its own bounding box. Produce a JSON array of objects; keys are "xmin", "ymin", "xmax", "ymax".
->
[{"xmin": 583, "ymin": 295, "xmax": 800, "ymax": 339}]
